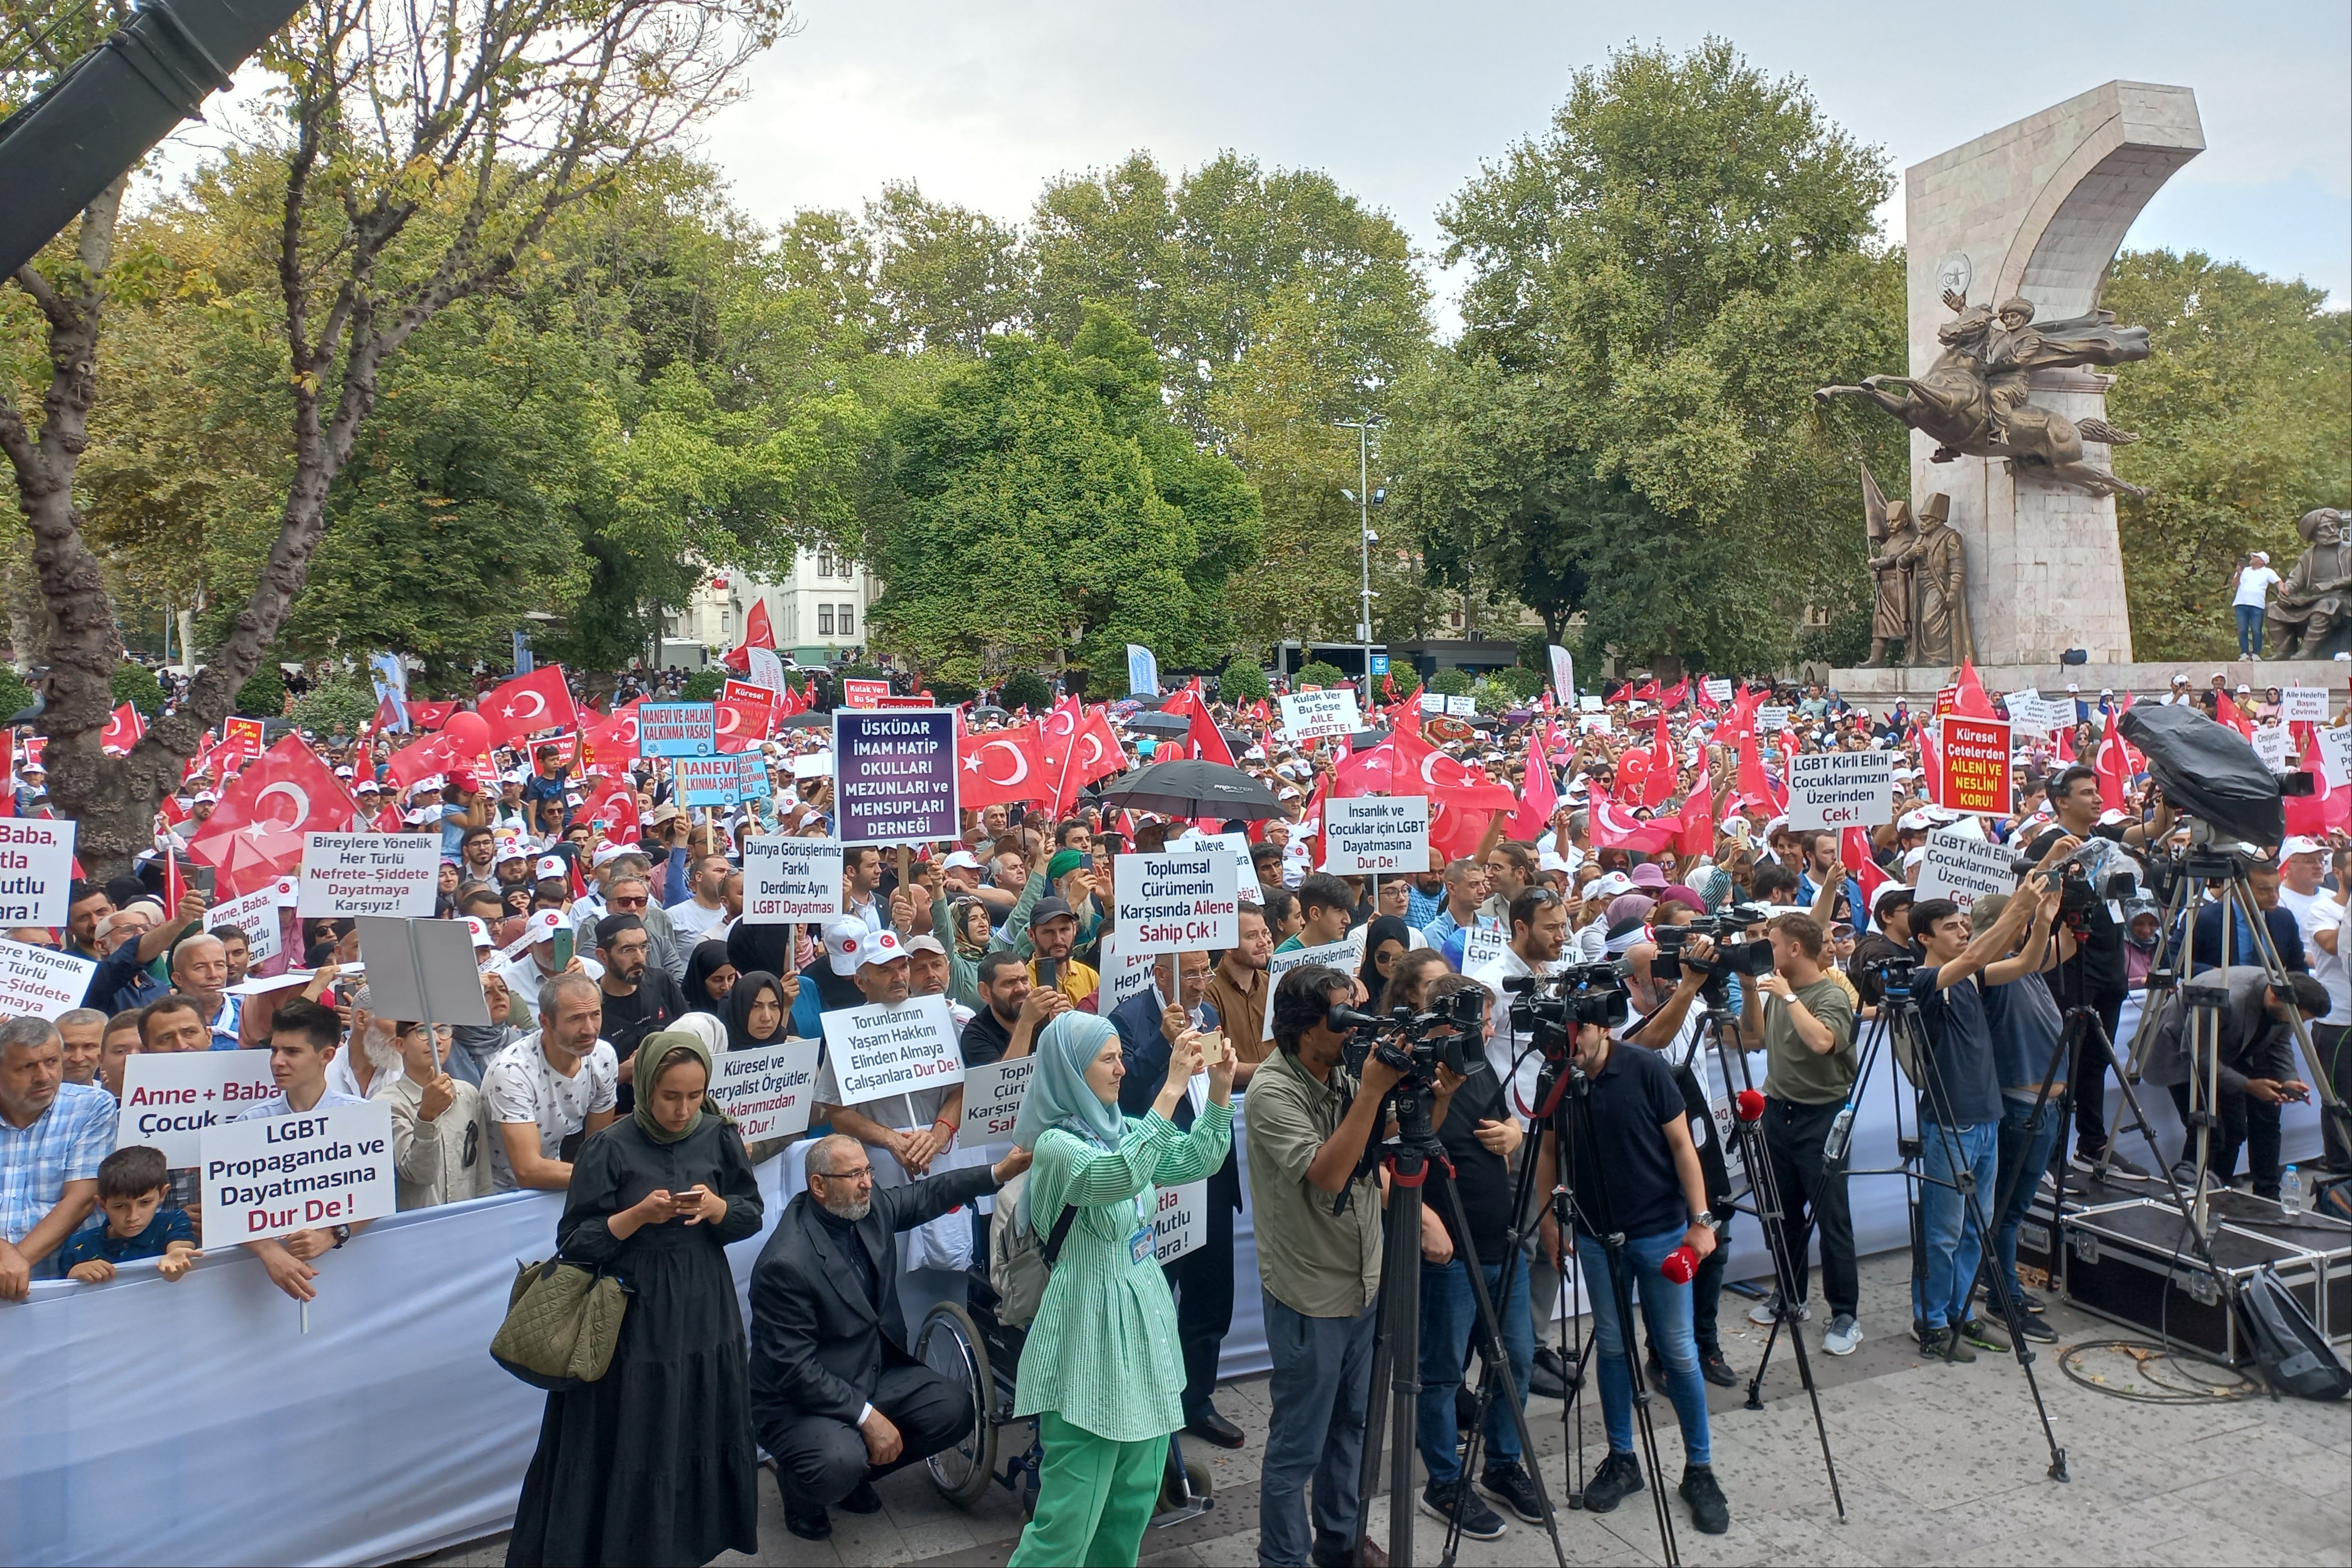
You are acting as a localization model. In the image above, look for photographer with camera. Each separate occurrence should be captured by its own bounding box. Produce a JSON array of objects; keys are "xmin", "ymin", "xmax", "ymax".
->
[
  {"xmin": 1904, "ymin": 885, "xmax": 2044, "ymax": 1360},
  {"xmin": 1410, "ymin": 973, "xmax": 1540, "ymax": 1540},
  {"xmin": 1529, "ymin": 996, "xmax": 1731, "ymax": 1534},
  {"xmin": 1247, "ymin": 962, "xmax": 1423, "ymax": 1568},
  {"xmin": 1963, "ymin": 886, "xmax": 2069, "ymax": 1341},
  {"xmin": 2022, "ymin": 765, "xmax": 2165, "ymax": 1176},
  {"xmin": 1734, "ymin": 912, "xmax": 1863, "ymax": 1355},
  {"xmin": 2139, "ymin": 966, "xmax": 2325, "ymax": 1199}
]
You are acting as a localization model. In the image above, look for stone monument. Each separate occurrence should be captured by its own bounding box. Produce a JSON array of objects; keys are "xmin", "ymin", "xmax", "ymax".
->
[{"xmin": 2266, "ymin": 508, "xmax": 2351, "ymax": 660}]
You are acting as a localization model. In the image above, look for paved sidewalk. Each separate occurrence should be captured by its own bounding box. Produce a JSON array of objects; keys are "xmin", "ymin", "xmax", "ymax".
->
[{"xmin": 432, "ymin": 1253, "xmax": 2351, "ymax": 1567}]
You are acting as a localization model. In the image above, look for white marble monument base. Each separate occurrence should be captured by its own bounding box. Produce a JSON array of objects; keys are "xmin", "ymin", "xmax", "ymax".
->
[{"xmin": 1830, "ymin": 659, "xmax": 2348, "ymax": 708}]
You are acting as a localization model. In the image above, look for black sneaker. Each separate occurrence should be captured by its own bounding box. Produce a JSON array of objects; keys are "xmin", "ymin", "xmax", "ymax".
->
[
  {"xmin": 1479, "ymin": 1462, "xmax": 1546, "ymax": 1524},
  {"xmin": 2013, "ymin": 1313, "xmax": 2057, "ymax": 1343},
  {"xmin": 1699, "ymin": 1347, "xmax": 1738, "ymax": 1387},
  {"xmin": 1419, "ymin": 1478, "xmax": 1507, "ymax": 1540},
  {"xmin": 2014, "ymin": 1288, "xmax": 2048, "ymax": 1315},
  {"xmin": 1581, "ymin": 1449, "xmax": 1645, "ymax": 1514},
  {"xmin": 1920, "ymin": 1326, "xmax": 1975, "ymax": 1363},
  {"xmin": 1960, "ymin": 1316, "xmax": 2010, "ymax": 1353},
  {"xmin": 838, "ymin": 1480, "xmax": 881, "ymax": 1514},
  {"xmin": 1679, "ymin": 1464, "xmax": 1730, "ymax": 1535},
  {"xmin": 783, "ymin": 1502, "xmax": 831, "ymax": 1541},
  {"xmin": 1529, "ymin": 1344, "xmax": 1572, "ymax": 1399}
]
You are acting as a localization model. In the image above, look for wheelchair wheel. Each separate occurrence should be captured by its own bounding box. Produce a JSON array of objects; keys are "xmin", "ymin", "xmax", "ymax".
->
[{"xmin": 915, "ymin": 1300, "xmax": 996, "ymax": 1506}]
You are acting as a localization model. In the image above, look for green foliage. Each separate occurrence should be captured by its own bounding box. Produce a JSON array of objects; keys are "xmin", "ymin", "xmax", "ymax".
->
[
  {"xmin": 291, "ymin": 676, "xmax": 377, "ymax": 736},
  {"xmin": 1295, "ymin": 660, "xmax": 1346, "ymax": 690},
  {"xmin": 1399, "ymin": 40, "xmax": 1907, "ymax": 671},
  {"xmin": 839, "ymin": 663, "xmax": 886, "ymax": 682},
  {"xmin": 1217, "ymin": 659, "xmax": 1270, "ymax": 704},
  {"xmin": 234, "ymin": 664, "xmax": 285, "ymax": 718},
  {"xmin": 1794, "ymin": 609, "xmax": 1874, "ymax": 672},
  {"xmin": 866, "ymin": 308, "xmax": 1258, "ymax": 685},
  {"xmin": 998, "ymin": 670, "xmax": 1052, "ymax": 712},
  {"xmin": 1429, "ymin": 667, "xmax": 1474, "ymax": 698},
  {"xmin": 1469, "ymin": 676, "xmax": 1521, "ymax": 714},
  {"xmin": 2103, "ymin": 250, "xmax": 2352, "ymax": 662},
  {"xmin": 1514, "ymin": 630, "xmax": 1552, "ymax": 672},
  {"xmin": 1493, "ymin": 665, "xmax": 1547, "ymax": 700},
  {"xmin": 0, "ymin": 667, "xmax": 32, "ymax": 725},
  {"xmin": 110, "ymin": 663, "xmax": 163, "ymax": 716},
  {"xmin": 679, "ymin": 668, "xmax": 725, "ymax": 701}
]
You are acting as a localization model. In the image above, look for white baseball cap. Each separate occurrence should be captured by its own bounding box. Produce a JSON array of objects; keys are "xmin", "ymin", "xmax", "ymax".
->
[
  {"xmin": 524, "ymin": 908, "xmax": 564, "ymax": 945},
  {"xmin": 465, "ymin": 916, "xmax": 494, "ymax": 949},
  {"xmin": 1590, "ymin": 871, "xmax": 1636, "ymax": 899},
  {"xmin": 535, "ymin": 855, "xmax": 566, "ymax": 881},
  {"xmin": 2280, "ymin": 836, "xmax": 2325, "ymax": 858},
  {"xmin": 943, "ymin": 850, "xmax": 983, "ymax": 872}
]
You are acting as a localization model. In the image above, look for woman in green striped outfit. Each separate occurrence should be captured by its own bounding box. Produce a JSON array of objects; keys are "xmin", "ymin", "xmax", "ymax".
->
[{"xmin": 1007, "ymin": 1010, "xmax": 1233, "ymax": 1567}]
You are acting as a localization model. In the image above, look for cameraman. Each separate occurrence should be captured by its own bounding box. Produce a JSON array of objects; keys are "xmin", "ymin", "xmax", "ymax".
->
[
  {"xmin": 1412, "ymin": 974, "xmax": 1540, "ymax": 1539},
  {"xmin": 1905, "ymin": 887, "xmax": 2042, "ymax": 1360},
  {"xmin": 2139, "ymin": 966, "xmax": 2324, "ymax": 1199},
  {"xmin": 1530, "ymin": 1002, "xmax": 1731, "ymax": 1535},
  {"xmin": 2023, "ymin": 765, "xmax": 2164, "ymax": 1175},
  {"xmin": 1246, "ymin": 962, "xmax": 1414, "ymax": 1568},
  {"xmin": 1734, "ymin": 912, "xmax": 1863, "ymax": 1355},
  {"xmin": 1964, "ymin": 886, "xmax": 2067, "ymax": 1341}
]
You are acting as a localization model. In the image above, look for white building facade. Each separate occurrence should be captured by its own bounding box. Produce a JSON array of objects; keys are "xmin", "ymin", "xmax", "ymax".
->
[{"xmin": 663, "ymin": 548, "xmax": 876, "ymax": 664}]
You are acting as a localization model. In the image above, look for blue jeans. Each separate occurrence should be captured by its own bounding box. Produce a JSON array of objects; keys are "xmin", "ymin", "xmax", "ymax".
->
[
  {"xmin": 1258, "ymin": 1292, "xmax": 1375, "ymax": 1567},
  {"xmin": 1913, "ymin": 1120, "xmax": 1999, "ymax": 1329},
  {"xmin": 1990, "ymin": 1096, "xmax": 2063, "ymax": 1301},
  {"xmin": 1416, "ymin": 1256, "xmax": 1534, "ymax": 1486},
  {"xmin": 1574, "ymin": 1228, "xmax": 1711, "ymax": 1466},
  {"xmin": 2236, "ymin": 604, "xmax": 2265, "ymax": 656}
]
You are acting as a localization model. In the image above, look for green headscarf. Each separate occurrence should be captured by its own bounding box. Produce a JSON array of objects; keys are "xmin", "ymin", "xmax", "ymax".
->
[
  {"xmin": 1010, "ymin": 1012, "xmax": 1130, "ymax": 1234},
  {"xmin": 631, "ymin": 1029, "xmax": 727, "ymax": 1145}
]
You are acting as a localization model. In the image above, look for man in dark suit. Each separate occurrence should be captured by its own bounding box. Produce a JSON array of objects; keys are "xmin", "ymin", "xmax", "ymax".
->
[
  {"xmin": 750, "ymin": 1133, "xmax": 1030, "ymax": 1540},
  {"xmin": 1109, "ymin": 949, "xmax": 1246, "ymax": 1449}
]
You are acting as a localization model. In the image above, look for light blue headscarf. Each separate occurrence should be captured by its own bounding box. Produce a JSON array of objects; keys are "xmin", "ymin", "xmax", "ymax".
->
[{"xmin": 1011, "ymin": 1011, "xmax": 1129, "ymax": 1234}]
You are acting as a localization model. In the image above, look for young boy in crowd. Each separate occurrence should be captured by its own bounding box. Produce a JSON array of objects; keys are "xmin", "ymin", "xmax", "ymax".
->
[{"xmin": 60, "ymin": 1145, "xmax": 200, "ymax": 1284}]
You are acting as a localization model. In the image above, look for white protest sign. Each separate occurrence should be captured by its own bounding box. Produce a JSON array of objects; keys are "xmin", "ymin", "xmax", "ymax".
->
[
  {"xmin": 211, "ymin": 883, "xmax": 284, "ymax": 964},
  {"xmin": 790, "ymin": 751, "xmax": 833, "ymax": 780},
  {"xmin": 1175, "ymin": 831, "xmax": 1258, "ymax": 905},
  {"xmin": 1321, "ymin": 795, "xmax": 1429, "ymax": 875},
  {"xmin": 1152, "ymin": 1178, "xmax": 1209, "ymax": 1265},
  {"xmin": 1445, "ymin": 695, "xmax": 1477, "ymax": 718},
  {"xmin": 2319, "ymin": 726, "xmax": 2350, "ymax": 788},
  {"xmin": 200, "ymin": 1100, "xmax": 397, "ymax": 1245},
  {"xmin": 819, "ymin": 994, "xmax": 962, "ymax": 1106},
  {"xmin": 1419, "ymin": 691, "xmax": 1445, "ymax": 715},
  {"xmin": 1261, "ymin": 939, "xmax": 1355, "ymax": 1041},
  {"xmin": 1460, "ymin": 925, "xmax": 1507, "ymax": 976},
  {"xmin": 742, "ymin": 835, "xmax": 843, "ymax": 923},
  {"xmin": 709, "ymin": 1039, "xmax": 820, "ymax": 1142},
  {"xmin": 0, "ymin": 938, "xmax": 96, "ymax": 1020},
  {"xmin": 2279, "ymin": 687, "xmax": 2331, "ymax": 725},
  {"xmin": 1757, "ymin": 704, "xmax": 1792, "ymax": 732},
  {"xmin": 2253, "ymin": 724, "xmax": 2293, "ymax": 774},
  {"xmin": 1915, "ymin": 827, "xmax": 2017, "ymax": 910},
  {"xmin": 1114, "ymin": 848, "xmax": 1241, "ymax": 956},
  {"xmin": 1576, "ymin": 714, "xmax": 1613, "ymax": 735},
  {"xmin": 298, "ymin": 833, "xmax": 438, "ymax": 916},
  {"xmin": 1786, "ymin": 751, "xmax": 1895, "ymax": 832},
  {"xmin": 1279, "ymin": 688, "xmax": 1362, "ymax": 743},
  {"xmin": 1703, "ymin": 678, "xmax": 1733, "ymax": 705},
  {"xmin": 960, "ymin": 1056, "xmax": 1034, "ymax": 1143},
  {"xmin": 1098, "ymin": 929, "xmax": 1159, "ymax": 1010},
  {"xmin": 117, "ymin": 1050, "xmax": 278, "ymax": 1166},
  {"xmin": 1578, "ymin": 695, "xmax": 1603, "ymax": 713},
  {"xmin": 0, "ymin": 818, "xmax": 76, "ymax": 926}
]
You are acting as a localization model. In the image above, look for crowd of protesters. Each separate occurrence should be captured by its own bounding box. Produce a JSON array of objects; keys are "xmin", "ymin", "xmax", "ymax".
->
[{"xmin": 1, "ymin": 649, "xmax": 2344, "ymax": 1565}]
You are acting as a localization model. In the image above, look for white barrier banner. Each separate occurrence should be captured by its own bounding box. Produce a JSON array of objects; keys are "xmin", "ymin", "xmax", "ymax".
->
[
  {"xmin": 117, "ymin": 1050, "xmax": 278, "ymax": 1166},
  {"xmin": 299, "ymin": 833, "xmax": 438, "ymax": 916},
  {"xmin": 200, "ymin": 1100, "xmax": 397, "ymax": 1244},
  {"xmin": 960, "ymin": 1056, "xmax": 1033, "ymax": 1143},
  {"xmin": 820, "ymin": 994, "xmax": 961, "ymax": 1105},
  {"xmin": 0, "ymin": 937, "xmax": 96, "ymax": 1020},
  {"xmin": 1916, "ymin": 827, "xmax": 2015, "ymax": 910},
  {"xmin": 1321, "ymin": 795, "xmax": 1428, "ymax": 875},
  {"xmin": 709, "ymin": 1040, "xmax": 819, "ymax": 1142},
  {"xmin": 741, "ymin": 836, "xmax": 842, "ymax": 922},
  {"xmin": 0, "ymin": 817, "xmax": 75, "ymax": 926}
]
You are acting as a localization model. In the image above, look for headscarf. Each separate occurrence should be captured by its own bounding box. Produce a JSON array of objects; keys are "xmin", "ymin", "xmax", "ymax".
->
[
  {"xmin": 683, "ymin": 939, "xmax": 737, "ymax": 1013},
  {"xmin": 949, "ymin": 896, "xmax": 990, "ymax": 959},
  {"xmin": 670, "ymin": 1012, "xmax": 728, "ymax": 1058},
  {"xmin": 630, "ymin": 1029, "xmax": 725, "ymax": 1145},
  {"xmin": 721, "ymin": 970, "xmax": 788, "ymax": 1053},
  {"xmin": 1356, "ymin": 915, "xmax": 1410, "ymax": 1013},
  {"xmin": 1010, "ymin": 1011, "xmax": 1129, "ymax": 1234},
  {"xmin": 726, "ymin": 919, "xmax": 792, "ymax": 985}
]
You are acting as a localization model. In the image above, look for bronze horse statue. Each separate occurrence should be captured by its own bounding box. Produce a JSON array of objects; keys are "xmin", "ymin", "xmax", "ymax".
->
[{"xmin": 1816, "ymin": 293, "xmax": 2150, "ymax": 500}]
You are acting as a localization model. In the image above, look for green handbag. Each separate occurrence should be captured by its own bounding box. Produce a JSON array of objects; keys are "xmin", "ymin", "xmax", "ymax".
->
[{"xmin": 490, "ymin": 1257, "xmax": 631, "ymax": 1391}]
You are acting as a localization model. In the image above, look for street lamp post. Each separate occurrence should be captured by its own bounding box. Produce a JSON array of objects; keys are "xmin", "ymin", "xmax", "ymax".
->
[{"xmin": 1336, "ymin": 417, "xmax": 1379, "ymax": 702}]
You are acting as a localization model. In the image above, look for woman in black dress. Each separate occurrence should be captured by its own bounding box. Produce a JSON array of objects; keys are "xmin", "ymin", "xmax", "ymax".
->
[{"xmin": 507, "ymin": 1031, "xmax": 765, "ymax": 1567}]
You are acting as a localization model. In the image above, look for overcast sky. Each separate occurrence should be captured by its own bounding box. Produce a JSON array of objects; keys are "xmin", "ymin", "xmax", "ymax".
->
[{"xmin": 691, "ymin": 0, "xmax": 2349, "ymax": 329}]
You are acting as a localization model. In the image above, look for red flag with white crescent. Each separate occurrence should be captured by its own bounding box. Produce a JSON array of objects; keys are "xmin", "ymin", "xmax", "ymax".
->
[
  {"xmin": 483, "ymin": 666, "xmax": 578, "ymax": 746},
  {"xmin": 101, "ymin": 703, "xmax": 145, "ymax": 756},
  {"xmin": 959, "ymin": 722, "xmax": 1046, "ymax": 809}
]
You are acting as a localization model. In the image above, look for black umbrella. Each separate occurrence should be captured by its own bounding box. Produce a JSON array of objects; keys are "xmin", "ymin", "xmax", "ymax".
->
[
  {"xmin": 971, "ymin": 704, "xmax": 1008, "ymax": 720},
  {"xmin": 779, "ymin": 712, "xmax": 832, "ymax": 730},
  {"xmin": 1124, "ymin": 711, "xmax": 1193, "ymax": 736},
  {"xmin": 1097, "ymin": 758, "xmax": 1283, "ymax": 820},
  {"xmin": 1346, "ymin": 727, "xmax": 1392, "ymax": 749},
  {"xmin": 1219, "ymin": 726, "xmax": 1252, "ymax": 754}
]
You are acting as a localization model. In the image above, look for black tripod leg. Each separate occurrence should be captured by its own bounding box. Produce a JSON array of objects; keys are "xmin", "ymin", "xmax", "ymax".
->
[
  {"xmin": 1352, "ymin": 1204, "xmax": 1398, "ymax": 1565},
  {"xmin": 1729, "ymin": 1112, "xmax": 1846, "ymax": 1519}
]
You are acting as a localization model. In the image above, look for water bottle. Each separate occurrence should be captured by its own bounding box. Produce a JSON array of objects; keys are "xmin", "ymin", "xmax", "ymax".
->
[
  {"xmin": 1825, "ymin": 1105, "xmax": 1856, "ymax": 1163},
  {"xmin": 2280, "ymin": 1166, "xmax": 2304, "ymax": 1219}
]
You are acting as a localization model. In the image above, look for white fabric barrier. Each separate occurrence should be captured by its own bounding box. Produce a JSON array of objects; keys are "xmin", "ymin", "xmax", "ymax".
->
[{"xmin": 4, "ymin": 1032, "xmax": 2324, "ymax": 1567}]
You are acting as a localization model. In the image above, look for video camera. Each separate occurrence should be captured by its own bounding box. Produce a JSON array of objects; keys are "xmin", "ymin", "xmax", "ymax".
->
[
  {"xmin": 2009, "ymin": 836, "xmax": 2137, "ymax": 920},
  {"xmin": 1650, "ymin": 903, "xmax": 1779, "ymax": 984},
  {"xmin": 1504, "ymin": 960, "xmax": 1634, "ymax": 1062},
  {"xmin": 1335, "ymin": 985, "xmax": 1489, "ymax": 1088}
]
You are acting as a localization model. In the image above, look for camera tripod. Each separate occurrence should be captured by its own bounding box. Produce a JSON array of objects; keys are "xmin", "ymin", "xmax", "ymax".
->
[
  {"xmin": 1349, "ymin": 1070, "xmax": 1569, "ymax": 1568},
  {"xmin": 1830, "ymin": 967, "xmax": 2071, "ymax": 1481},
  {"xmin": 1682, "ymin": 1001, "xmax": 1846, "ymax": 1520}
]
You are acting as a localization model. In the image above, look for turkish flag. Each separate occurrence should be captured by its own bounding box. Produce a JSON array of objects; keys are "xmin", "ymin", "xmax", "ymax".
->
[
  {"xmin": 1916, "ymin": 724, "xmax": 1942, "ymax": 808},
  {"xmin": 1507, "ymin": 724, "xmax": 1560, "ymax": 841},
  {"xmin": 1953, "ymin": 660, "xmax": 1997, "ymax": 719},
  {"xmin": 960, "ymin": 723, "xmax": 1046, "ymax": 809},
  {"xmin": 407, "ymin": 700, "xmax": 457, "ymax": 731},
  {"xmin": 188, "ymin": 736, "xmax": 358, "ymax": 895},
  {"xmin": 1038, "ymin": 697, "xmax": 1083, "ymax": 783},
  {"xmin": 369, "ymin": 694, "xmax": 408, "ymax": 735},
  {"xmin": 384, "ymin": 729, "xmax": 465, "ymax": 789},
  {"xmin": 483, "ymin": 666, "xmax": 578, "ymax": 745},
  {"xmin": 1734, "ymin": 732, "xmax": 1785, "ymax": 815},
  {"xmin": 580, "ymin": 773, "xmax": 641, "ymax": 844},
  {"xmin": 1841, "ymin": 825, "xmax": 1892, "ymax": 918},
  {"xmin": 2094, "ymin": 709, "xmax": 2132, "ymax": 812},
  {"xmin": 1160, "ymin": 688, "xmax": 1234, "ymax": 766},
  {"xmin": 101, "ymin": 703, "xmax": 145, "ymax": 756},
  {"xmin": 1677, "ymin": 766, "xmax": 1716, "ymax": 856},
  {"xmin": 1639, "ymin": 711, "xmax": 1678, "ymax": 808},
  {"xmin": 1588, "ymin": 788, "xmax": 1677, "ymax": 854},
  {"xmin": 722, "ymin": 599, "xmax": 777, "ymax": 674},
  {"xmin": 2214, "ymin": 692, "xmax": 2254, "ymax": 738},
  {"xmin": 1654, "ymin": 677, "xmax": 1689, "ymax": 712}
]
